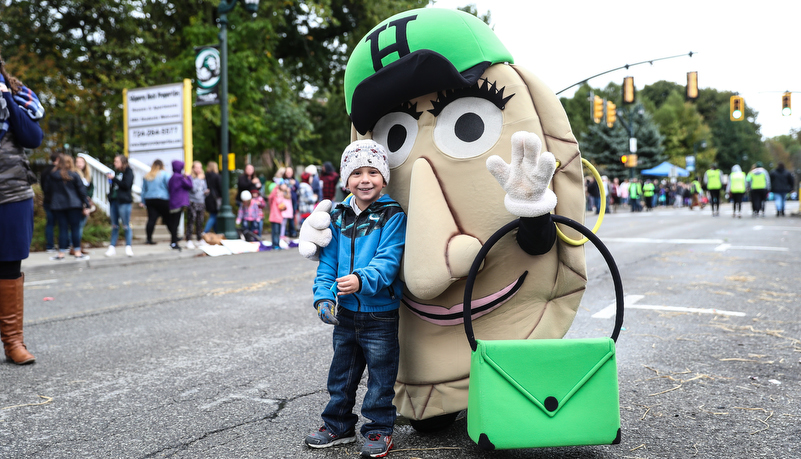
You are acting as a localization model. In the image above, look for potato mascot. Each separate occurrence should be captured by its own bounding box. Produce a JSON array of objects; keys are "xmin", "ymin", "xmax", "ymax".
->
[{"xmin": 300, "ymin": 8, "xmax": 587, "ymax": 430}]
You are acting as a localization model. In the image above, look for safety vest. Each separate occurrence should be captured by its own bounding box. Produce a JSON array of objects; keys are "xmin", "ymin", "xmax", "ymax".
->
[
  {"xmin": 706, "ymin": 169, "xmax": 722, "ymax": 190},
  {"xmin": 730, "ymin": 172, "xmax": 746, "ymax": 193},
  {"xmin": 748, "ymin": 171, "xmax": 767, "ymax": 190},
  {"xmin": 692, "ymin": 180, "xmax": 702, "ymax": 194},
  {"xmin": 643, "ymin": 183, "xmax": 655, "ymax": 197},
  {"xmin": 629, "ymin": 182, "xmax": 642, "ymax": 199}
]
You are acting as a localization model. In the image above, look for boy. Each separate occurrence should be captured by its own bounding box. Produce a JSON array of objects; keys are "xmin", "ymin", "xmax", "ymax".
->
[{"xmin": 305, "ymin": 140, "xmax": 406, "ymax": 458}]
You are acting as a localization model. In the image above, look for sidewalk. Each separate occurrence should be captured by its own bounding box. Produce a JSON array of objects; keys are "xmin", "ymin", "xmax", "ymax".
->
[{"xmin": 21, "ymin": 241, "xmax": 203, "ymax": 275}]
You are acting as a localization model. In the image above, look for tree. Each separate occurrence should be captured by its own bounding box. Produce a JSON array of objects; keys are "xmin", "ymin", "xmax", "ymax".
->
[
  {"xmin": 709, "ymin": 98, "xmax": 766, "ymax": 171},
  {"xmin": 651, "ymin": 91, "xmax": 714, "ymax": 172}
]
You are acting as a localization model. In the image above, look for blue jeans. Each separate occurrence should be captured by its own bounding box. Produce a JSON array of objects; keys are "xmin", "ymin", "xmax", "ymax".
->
[
  {"xmin": 110, "ymin": 201, "xmax": 133, "ymax": 247},
  {"xmin": 44, "ymin": 204, "xmax": 56, "ymax": 250},
  {"xmin": 322, "ymin": 308, "xmax": 399, "ymax": 438},
  {"xmin": 271, "ymin": 222, "xmax": 281, "ymax": 248},
  {"xmin": 53, "ymin": 208, "xmax": 83, "ymax": 253},
  {"xmin": 242, "ymin": 220, "xmax": 262, "ymax": 236},
  {"xmin": 203, "ymin": 213, "xmax": 218, "ymax": 233},
  {"xmin": 774, "ymin": 192, "xmax": 787, "ymax": 213}
]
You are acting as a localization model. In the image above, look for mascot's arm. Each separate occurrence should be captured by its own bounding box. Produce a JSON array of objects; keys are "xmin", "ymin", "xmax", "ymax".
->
[
  {"xmin": 486, "ymin": 131, "xmax": 557, "ymax": 255},
  {"xmin": 298, "ymin": 200, "xmax": 333, "ymax": 261}
]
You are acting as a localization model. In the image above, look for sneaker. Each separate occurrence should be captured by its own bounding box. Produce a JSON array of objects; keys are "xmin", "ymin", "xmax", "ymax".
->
[
  {"xmin": 46, "ymin": 248, "xmax": 58, "ymax": 254},
  {"xmin": 186, "ymin": 240, "xmax": 195, "ymax": 249},
  {"xmin": 361, "ymin": 433, "xmax": 393, "ymax": 458},
  {"xmin": 304, "ymin": 426, "xmax": 356, "ymax": 449},
  {"xmin": 74, "ymin": 254, "xmax": 90, "ymax": 260},
  {"xmin": 197, "ymin": 239, "xmax": 208, "ymax": 247},
  {"xmin": 105, "ymin": 246, "xmax": 116, "ymax": 257},
  {"xmin": 170, "ymin": 243, "xmax": 182, "ymax": 252},
  {"xmin": 125, "ymin": 245, "xmax": 134, "ymax": 257},
  {"xmin": 145, "ymin": 240, "xmax": 157, "ymax": 245}
]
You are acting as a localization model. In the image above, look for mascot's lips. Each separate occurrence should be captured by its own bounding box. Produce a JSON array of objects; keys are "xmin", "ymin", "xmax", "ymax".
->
[{"xmin": 402, "ymin": 272, "xmax": 528, "ymax": 326}]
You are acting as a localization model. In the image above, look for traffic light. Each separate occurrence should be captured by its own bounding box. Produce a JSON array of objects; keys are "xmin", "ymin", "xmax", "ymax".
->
[
  {"xmin": 593, "ymin": 95, "xmax": 604, "ymax": 124},
  {"xmin": 621, "ymin": 154, "xmax": 638, "ymax": 167},
  {"xmin": 782, "ymin": 92, "xmax": 792, "ymax": 116},
  {"xmin": 686, "ymin": 71, "xmax": 698, "ymax": 100},
  {"xmin": 729, "ymin": 95, "xmax": 744, "ymax": 121},
  {"xmin": 606, "ymin": 101, "xmax": 617, "ymax": 128},
  {"xmin": 622, "ymin": 77, "xmax": 635, "ymax": 104}
]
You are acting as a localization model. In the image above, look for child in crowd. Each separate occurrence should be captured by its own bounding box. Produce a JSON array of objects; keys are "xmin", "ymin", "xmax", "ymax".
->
[
  {"xmin": 235, "ymin": 190, "xmax": 264, "ymax": 237},
  {"xmin": 304, "ymin": 140, "xmax": 406, "ymax": 458},
  {"xmin": 298, "ymin": 172, "xmax": 317, "ymax": 226},
  {"xmin": 250, "ymin": 188, "xmax": 266, "ymax": 236},
  {"xmin": 280, "ymin": 183, "xmax": 294, "ymax": 242},
  {"xmin": 268, "ymin": 182, "xmax": 287, "ymax": 249},
  {"xmin": 186, "ymin": 161, "xmax": 208, "ymax": 249}
]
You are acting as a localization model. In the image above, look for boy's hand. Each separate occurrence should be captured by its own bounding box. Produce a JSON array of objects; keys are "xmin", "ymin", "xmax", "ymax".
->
[
  {"xmin": 316, "ymin": 300, "xmax": 339, "ymax": 325},
  {"xmin": 336, "ymin": 274, "xmax": 359, "ymax": 295}
]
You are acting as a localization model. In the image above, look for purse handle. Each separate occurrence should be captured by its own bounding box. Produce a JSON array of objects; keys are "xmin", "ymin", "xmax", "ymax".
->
[{"xmin": 463, "ymin": 215, "xmax": 625, "ymax": 352}]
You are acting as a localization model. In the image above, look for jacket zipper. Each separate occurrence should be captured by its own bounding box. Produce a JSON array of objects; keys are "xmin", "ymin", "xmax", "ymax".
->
[{"xmin": 348, "ymin": 209, "xmax": 362, "ymax": 311}]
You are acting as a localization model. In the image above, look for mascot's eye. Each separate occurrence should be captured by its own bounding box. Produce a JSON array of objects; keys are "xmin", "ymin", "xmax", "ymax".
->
[
  {"xmin": 433, "ymin": 97, "xmax": 503, "ymax": 159},
  {"xmin": 372, "ymin": 111, "xmax": 419, "ymax": 169}
]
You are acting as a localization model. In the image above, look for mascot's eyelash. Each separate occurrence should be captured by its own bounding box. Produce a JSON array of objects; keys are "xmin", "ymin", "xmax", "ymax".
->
[
  {"xmin": 388, "ymin": 101, "xmax": 423, "ymax": 120},
  {"xmin": 428, "ymin": 78, "xmax": 515, "ymax": 117}
]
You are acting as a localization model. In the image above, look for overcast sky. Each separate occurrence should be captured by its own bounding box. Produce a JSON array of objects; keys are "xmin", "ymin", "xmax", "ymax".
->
[{"xmin": 429, "ymin": 0, "xmax": 800, "ymax": 139}]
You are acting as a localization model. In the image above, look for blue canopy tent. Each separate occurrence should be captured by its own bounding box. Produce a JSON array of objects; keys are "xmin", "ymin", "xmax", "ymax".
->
[{"xmin": 641, "ymin": 161, "xmax": 690, "ymax": 177}]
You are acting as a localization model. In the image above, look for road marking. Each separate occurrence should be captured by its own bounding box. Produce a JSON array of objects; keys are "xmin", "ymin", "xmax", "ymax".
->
[
  {"xmin": 592, "ymin": 294, "xmax": 745, "ymax": 319},
  {"xmin": 25, "ymin": 279, "xmax": 59, "ymax": 286},
  {"xmin": 753, "ymin": 225, "xmax": 801, "ymax": 231},
  {"xmin": 714, "ymin": 244, "xmax": 788, "ymax": 252},
  {"xmin": 604, "ymin": 237, "xmax": 724, "ymax": 244}
]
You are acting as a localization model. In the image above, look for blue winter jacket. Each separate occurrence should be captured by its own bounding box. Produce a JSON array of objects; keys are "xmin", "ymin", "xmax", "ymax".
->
[{"xmin": 313, "ymin": 194, "xmax": 406, "ymax": 313}]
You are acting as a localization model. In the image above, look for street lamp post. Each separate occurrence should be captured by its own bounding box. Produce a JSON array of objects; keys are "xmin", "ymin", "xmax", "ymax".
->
[{"xmin": 217, "ymin": 0, "xmax": 259, "ymax": 239}]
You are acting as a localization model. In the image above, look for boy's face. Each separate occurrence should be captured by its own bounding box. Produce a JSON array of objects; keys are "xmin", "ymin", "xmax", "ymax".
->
[{"xmin": 347, "ymin": 166, "xmax": 385, "ymax": 207}]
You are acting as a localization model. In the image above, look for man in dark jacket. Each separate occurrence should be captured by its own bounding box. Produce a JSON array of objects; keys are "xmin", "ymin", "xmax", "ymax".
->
[
  {"xmin": 40, "ymin": 152, "xmax": 60, "ymax": 252},
  {"xmin": 769, "ymin": 163, "xmax": 795, "ymax": 216}
]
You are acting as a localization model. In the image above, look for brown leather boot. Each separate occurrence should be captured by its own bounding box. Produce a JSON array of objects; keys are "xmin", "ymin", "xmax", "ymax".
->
[{"xmin": 0, "ymin": 274, "xmax": 36, "ymax": 365}]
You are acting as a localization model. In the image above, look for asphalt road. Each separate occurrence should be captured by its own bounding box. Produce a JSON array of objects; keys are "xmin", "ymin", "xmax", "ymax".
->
[{"xmin": 2, "ymin": 201, "xmax": 799, "ymax": 459}]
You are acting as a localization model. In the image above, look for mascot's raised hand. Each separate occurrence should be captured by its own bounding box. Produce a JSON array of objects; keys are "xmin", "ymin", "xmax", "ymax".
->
[
  {"xmin": 486, "ymin": 131, "xmax": 557, "ymax": 218},
  {"xmin": 298, "ymin": 199, "xmax": 333, "ymax": 261}
]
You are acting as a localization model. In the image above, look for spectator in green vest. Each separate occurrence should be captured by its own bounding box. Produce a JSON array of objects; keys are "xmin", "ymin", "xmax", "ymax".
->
[
  {"xmin": 726, "ymin": 164, "xmax": 746, "ymax": 218},
  {"xmin": 643, "ymin": 179, "xmax": 655, "ymax": 211},
  {"xmin": 703, "ymin": 164, "xmax": 723, "ymax": 217},
  {"xmin": 629, "ymin": 177, "xmax": 643, "ymax": 212},
  {"xmin": 690, "ymin": 177, "xmax": 704, "ymax": 210},
  {"xmin": 746, "ymin": 162, "xmax": 771, "ymax": 218}
]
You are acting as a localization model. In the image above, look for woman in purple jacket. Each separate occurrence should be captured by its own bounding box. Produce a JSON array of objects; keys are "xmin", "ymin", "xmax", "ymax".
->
[{"xmin": 168, "ymin": 160, "xmax": 192, "ymax": 251}]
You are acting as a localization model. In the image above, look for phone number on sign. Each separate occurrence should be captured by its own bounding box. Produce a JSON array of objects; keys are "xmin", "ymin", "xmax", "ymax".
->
[{"xmin": 132, "ymin": 126, "xmax": 180, "ymax": 138}]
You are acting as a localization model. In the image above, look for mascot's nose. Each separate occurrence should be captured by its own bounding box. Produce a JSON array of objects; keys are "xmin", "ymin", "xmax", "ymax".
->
[{"xmin": 403, "ymin": 158, "xmax": 483, "ymax": 300}]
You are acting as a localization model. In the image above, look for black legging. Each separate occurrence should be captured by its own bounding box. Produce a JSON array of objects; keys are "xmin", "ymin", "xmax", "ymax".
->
[
  {"xmin": 0, "ymin": 260, "xmax": 22, "ymax": 280},
  {"xmin": 750, "ymin": 189, "xmax": 767, "ymax": 214},
  {"xmin": 731, "ymin": 192, "xmax": 744, "ymax": 214},
  {"xmin": 145, "ymin": 199, "xmax": 170, "ymax": 241},
  {"xmin": 708, "ymin": 189, "xmax": 720, "ymax": 212}
]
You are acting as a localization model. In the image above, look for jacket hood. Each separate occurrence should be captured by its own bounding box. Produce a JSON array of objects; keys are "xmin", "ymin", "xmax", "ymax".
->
[
  {"xmin": 172, "ymin": 160, "xmax": 184, "ymax": 173},
  {"xmin": 731, "ymin": 164, "xmax": 742, "ymax": 173}
]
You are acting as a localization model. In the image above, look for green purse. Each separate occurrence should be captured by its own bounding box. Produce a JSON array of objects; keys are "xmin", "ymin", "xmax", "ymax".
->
[{"xmin": 463, "ymin": 216, "xmax": 625, "ymax": 450}]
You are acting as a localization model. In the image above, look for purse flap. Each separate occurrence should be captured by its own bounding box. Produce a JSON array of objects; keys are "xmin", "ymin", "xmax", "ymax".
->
[{"xmin": 476, "ymin": 338, "xmax": 615, "ymax": 418}]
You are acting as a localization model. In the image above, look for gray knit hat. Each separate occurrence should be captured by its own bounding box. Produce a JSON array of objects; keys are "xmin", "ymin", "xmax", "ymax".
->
[{"xmin": 340, "ymin": 140, "xmax": 390, "ymax": 185}]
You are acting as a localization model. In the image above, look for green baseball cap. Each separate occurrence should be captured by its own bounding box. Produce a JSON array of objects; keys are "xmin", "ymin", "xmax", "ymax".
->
[{"xmin": 345, "ymin": 8, "xmax": 514, "ymax": 134}]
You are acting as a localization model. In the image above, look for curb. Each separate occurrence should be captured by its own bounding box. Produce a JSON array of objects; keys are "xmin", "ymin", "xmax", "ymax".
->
[{"xmin": 22, "ymin": 248, "xmax": 205, "ymax": 275}]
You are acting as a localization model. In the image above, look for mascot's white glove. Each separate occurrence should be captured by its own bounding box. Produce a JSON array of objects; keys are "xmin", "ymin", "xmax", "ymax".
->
[
  {"xmin": 298, "ymin": 200, "xmax": 333, "ymax": 261},
  {"xmin": 486, "ymin": 131, "xmax": 557, "ymax": 217}
]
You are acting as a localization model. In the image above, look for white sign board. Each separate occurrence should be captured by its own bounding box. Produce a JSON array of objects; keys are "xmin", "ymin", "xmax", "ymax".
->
[{"xmin": 124, "ymin": 82, "xmax": 190, "ymax": 169}]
